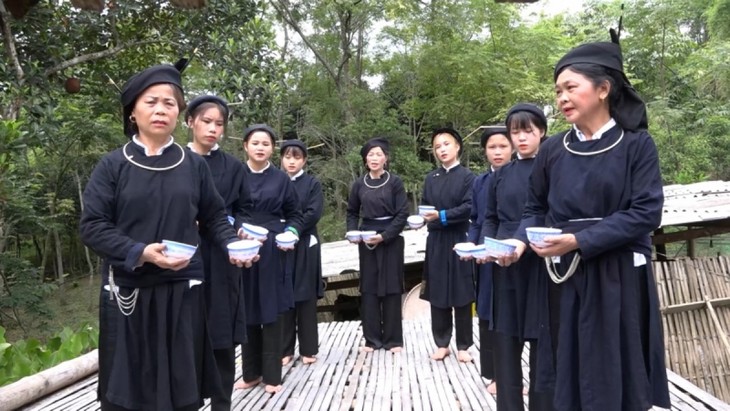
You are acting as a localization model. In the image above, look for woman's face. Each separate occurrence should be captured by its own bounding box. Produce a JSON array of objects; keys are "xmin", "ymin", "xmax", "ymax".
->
[
  {"xmin": 189, "ymin": 107, "xmax": 225, "ymax": 151},
  {"xmin": 366, "ymin": 146, "xmax": 387, "ymax": 172},
  {"xmin": 244, "ymin": 131, "xmax": 273, "ymax": 163},
  {"xmin": 281, "ymin": 151, "xmax": 306, "ymax": 175},
  {"xmin": 432, "ymin": 133, "xmax": 460, "ymax": 166},
  {"xmin": 484, "ymin": 133, "xmax": 512, "ymax": 169},
  {"xmin": 555, "ymin": 68, "xmax": 610, "ymax": 126},
  {"xmin": 510, "ymin": 121, "xmax": 543, "ymax": 158},
  {"xmin": 132, "ymin": 84, "xmax": 180, "ymax": 139}
]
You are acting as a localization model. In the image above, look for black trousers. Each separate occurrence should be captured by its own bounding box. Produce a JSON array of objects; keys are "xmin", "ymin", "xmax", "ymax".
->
[
  {"xmin": 360, "ymin": 293, "xmax": 403, "ymax": 350},
  {"xmin": 210, "ymin": 347, "xmax": 235, "ymax": 411},
  {"xmin": 282, "ymin": 299, "xmax": 319, "ymax": 357},
  {"xmin": 494, "ymin": 334, "xmax": 555, "ymax": 411},
  {"xmin": 431, "ymin": 303, "xmax": 473, "ymax": 350},
  {"xmin": 241, "ymin": 317, "xmax": 282, "ymax": 386},
  {"xmin": 100, "ymin": 400, "xmax": 199, "ymax": 411},
  {"xmin": 479, "ymin": 319, "xmax": 496, "ymax": 380}
]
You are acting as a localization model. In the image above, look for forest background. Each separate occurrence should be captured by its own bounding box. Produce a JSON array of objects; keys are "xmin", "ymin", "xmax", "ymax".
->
[{"xmin": 1, "ymin": 0, "xmax": 729, "ymax": 377}]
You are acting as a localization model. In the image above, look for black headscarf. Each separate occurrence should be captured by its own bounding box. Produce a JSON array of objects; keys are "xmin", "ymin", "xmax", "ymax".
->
[
  {"xmin": 280, "ymin": 139, "xmax": 308, "ymax": 157},
  {"xmin": 431, "ymin": 127, "xmax": 463, "ymax": 155},
  {"xmin": 121, "ymin": 64, "xmax": 184, "ymax": 138},
  {"xmin": 505, "ymin": 103, "xmax": 548, "ymax": 131},
  {"xmin": 479, "ymin": 126, "xmax": 509, "ymax": 149},
  {"xmin": 243, "ymin": 124, "xmax": 277, "ymax": 143},
  {"xmin": 360, "ymin": 137, "xmax": 389, "ymax": 160},
  {"xmin": 185, "ymin": 95, "xmax": 229, "ymax": 123},
  {"xmin": 554, "ymin": 40, "xmax": 647, "ymax": 131}
]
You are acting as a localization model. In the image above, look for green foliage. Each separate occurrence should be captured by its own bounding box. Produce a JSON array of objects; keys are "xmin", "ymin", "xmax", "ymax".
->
[{"xmin": 0, "ymin": 324, "xmax": 98, "ymax": 387}]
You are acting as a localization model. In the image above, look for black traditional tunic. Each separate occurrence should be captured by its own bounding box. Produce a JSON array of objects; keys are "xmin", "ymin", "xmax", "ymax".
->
[
  {"xmin": 468, "ymin": 171, "xmax": 494, "ymax": 321},
  {"xmin": 242, "ymin": 163, "xmax": 303, "ymax": 325},
  {"xmin": 289, "ymin": 171, "xmax": 324, "ymax": 302},
  {"xmin": 481, "ymin": 157, "xmax": 546, "ymax": 341},
  {"xmin": 188, "ymin": 147, "xmax": 252, "ymax": 350},
  {"xmin": 515, "ymin": 126, "xmax": 670, "ymax": 410},
  {"xmin": 346, "ymin": 172, "xmax": 409, "ymax": 296},
  {"xmin": 80, "ymin": 141, "xmax": 238, "ymax": 410},
  {"xmin": 420, "ymin": 164, "xmax": 476, "ymax": 308}
]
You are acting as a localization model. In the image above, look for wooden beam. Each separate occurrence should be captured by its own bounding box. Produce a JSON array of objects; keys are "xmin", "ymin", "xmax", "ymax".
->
[
  {"xmin": 705, "ymin": 297, "xmax": 730, "ymax": 357},
  {"xmin": 652, "ymin": 225, "xmax": 730, "ymax": 245},
  {"xmin": 661, "ymin": 296, "xmax": 730, "ymax": 314}
]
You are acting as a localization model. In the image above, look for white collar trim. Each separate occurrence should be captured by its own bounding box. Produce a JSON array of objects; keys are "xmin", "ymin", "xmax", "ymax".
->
[
  {"xmin": 133, "ymin": 135, "xmax": 174, "ymax": 156},
  {"xmin": 574, "ymin": 118, "xmax": 617, "ymax": 142}
]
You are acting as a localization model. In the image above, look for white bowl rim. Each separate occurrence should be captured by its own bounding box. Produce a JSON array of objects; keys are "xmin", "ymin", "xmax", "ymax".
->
[
  {"xmin": 162, "ymin": 239, "xmax": 197, "ymax": 249},
  {"xmin": 227, "ymin": 239, "xmax": 262, "ymax": 250},
  {"xmin": 526, "ymin": 227, "xmax": 563, "ymax": 233},
  {"xmin": 242, "ymin": 223, "xmax": 269, "ymax": 234}
]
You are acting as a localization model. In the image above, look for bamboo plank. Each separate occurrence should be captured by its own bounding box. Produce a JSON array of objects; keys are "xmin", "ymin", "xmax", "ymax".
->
[{"xmin": 313, "ymin": 321, "xmax": 361, "ymax": 411}]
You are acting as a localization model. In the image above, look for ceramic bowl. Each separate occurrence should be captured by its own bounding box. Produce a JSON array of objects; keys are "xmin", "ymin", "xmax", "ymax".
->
[
  {"xmin": 275, "ymin": 231, "xmax": 298, "ymax": 249},
  {"xmin": 360, "ymin": 231, "xmax": 378, "ymax": 241},
  {"xmin": 227, "ymin": 239, "xmax": 262, "ymax": 260},
  {"xmin": 526, "ymin": 227, "xmax": 563, "ymax": 248},
  {"xmin": 454, "ymin": 242, "xmax": 478, "ymax": 258},
  {"xmin": 471, "ymin": 244, "xmax": 489, "ymax": 260},
  {"xmin": 407, "ymin": 215, "xmax": 425, "ymax": 229},
  {"xmin": 418, "ymin": 205, "xmax": 436, "ymax": 217},
  {"xmin": 482, "ymin": 237, "xmax": 517, "ymax": 258},
  {"xmin": 242, "ymin": 223, "xmax": 269, "ymax": 241},
  {"xmin": 345, "ymin": 230, "xmax": 362, "ymax": 242},
  {"xmin": 162, "ymin": 240, "xmax": 197, "ymax": 260}
]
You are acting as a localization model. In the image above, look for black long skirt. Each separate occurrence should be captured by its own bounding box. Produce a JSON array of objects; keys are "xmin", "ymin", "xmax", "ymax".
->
[
  {"xmin": 201, "ymin": 238, "xmax": 247, "ymax": 349},
  {"xmin": 421, "ymin": 230, "xmax": 474, "ymax": 309},
  {"xmin": 98, "ymin": 282, "xmax": 222, "ymax": 410},
  {"xmin": 550, "ymin": 250, "xmax": 670, "ymax": 411},
  {"xmin": 492, "ymin": 250, "xmax": 544, "ymax": 340}
]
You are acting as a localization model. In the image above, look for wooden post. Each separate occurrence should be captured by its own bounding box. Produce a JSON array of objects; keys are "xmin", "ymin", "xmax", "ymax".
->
[{"xmin": 687, "ymin": 239, "xmax": 696, "ymax": 258}]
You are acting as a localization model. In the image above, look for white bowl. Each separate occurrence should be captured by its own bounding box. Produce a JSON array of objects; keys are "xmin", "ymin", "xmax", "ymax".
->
[
  {"xmin": 242, "ymin": 223, "xmax": 269, "ymax": 241},
  {"xmin": 471, "ymin": 244, "xmax": 489, "ymax": 260},
  {"xmin": 360, "ymin": 231, "xmax": 378, "ymax": 241},
  {"xmin": 407, "ymin": 215, "xmax": 425, "ymax": 229},
  {"xmin": 275, "ymin": 231, "xmax": 298, "ymax": 249},
  {"xmin": 454, "ymin": 242, "xmax": 478, "ymax": 258},
  {"xmin": 526, "ymin": 227, "xmax": 563, "ymax": 248},
  {"xmin": 227, "ymin": 239, "xmax": 262, "ymax": 260},
  {"xmin": 418, "ymin": 205, "xmax": 436, "ymax": 216},
  {"xmin": 162, "ymin": 240, "xmax": 197, "ymax": 260},
  {"xmin": 483, "ymin": 237, "xmax": 517, "ymax": 258},
  {"xmin": 345, "ymin": 230, "xmax": 362, "ymax": 242}
]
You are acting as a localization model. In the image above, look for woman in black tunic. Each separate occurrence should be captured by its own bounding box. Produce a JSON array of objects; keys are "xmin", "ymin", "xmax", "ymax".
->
[
  {"xmin": 234, "ymin": 124, "xmax": 303, "ymax": 394},
  {"xmin": 419, "ymin": 127, "xmax": 476, "ymax": 362},
  {"xmin": 466, "ymin": 126, "xmax": 511, "ymax": 394},
  {"xmin": 346, "ymin": 138, "xmax": 409, "ymax": 352},
  {"xmin": 504, "ymin": 37, "xmax": 671, "ymax": 410},
  {"xmin": 279, "ymin": 139, "xmax": 324, "ymax": 365},
  {"xmin": 80, "ymin": 64, "xmax": 253, "ymax": 411},
  {"xmin": 185, "ymin": 95, "xmax": 252, "ymax": 411},
  {"xmin": 479, "ymin": 104, "xmax": 554, "ymax": 411}
]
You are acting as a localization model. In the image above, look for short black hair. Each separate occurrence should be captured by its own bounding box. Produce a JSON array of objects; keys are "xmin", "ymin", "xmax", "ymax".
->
[
  {"xmin": 506, "ymin": 111, "xmax": 547, "ymax": 135},
  {"xmin": 282, "ymin": 145, "xmax": 306, "ymax": 158}
]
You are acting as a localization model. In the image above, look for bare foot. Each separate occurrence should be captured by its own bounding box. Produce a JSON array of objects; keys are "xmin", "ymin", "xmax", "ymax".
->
[
  {"xmin": 389, "ymin": 347, "xmax": 403, "ymax": 353},
  {"xmin": 430, "ymin": 347, "xmax": 450, "ymax": 360},
  {"xmin": 360, "ymin": 346, "xmax": 375, "ymax": 352},
  {"xmin": 264, "ymin": 384, "xmax": 283, "ymax": 393},
  {"xmin": 234, "ymin": 376, "xmax": 262, "ymax": 390},
  {"xmin": 457, "ymin": 350, "xmax": 472, "ymax": 363},
  {"xmin": 302, "ymin": 356, "xmax": 317, "ymax": 364},
  {"xmin": 282, "ymin": 355, "xmax": 292, "ymax": 366},
  {"xmin": 486, "ymin": 381, "xmax": 497, "ymax": 395}
]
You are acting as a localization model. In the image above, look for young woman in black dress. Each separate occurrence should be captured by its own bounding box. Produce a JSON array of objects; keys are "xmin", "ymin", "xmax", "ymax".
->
[
  {"xmin": 346, "ymin": 138, "xmax": 409, "ymax": 353},
  {"xmin": 185, "ymin": 95, "xmax": 252, "ymax": 410},
  {"xmin": 420, "ymin": 127, "xmax": 476, "ymax": 362},
  {"xmin": 280, "ymin": 139, "xmax": 324, "ymax": 366}
]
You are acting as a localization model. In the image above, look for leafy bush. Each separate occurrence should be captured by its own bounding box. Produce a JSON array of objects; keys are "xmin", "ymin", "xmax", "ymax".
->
[{"xmin": 0, "ymin": 324, "xmax": 98, "ymax": 387}]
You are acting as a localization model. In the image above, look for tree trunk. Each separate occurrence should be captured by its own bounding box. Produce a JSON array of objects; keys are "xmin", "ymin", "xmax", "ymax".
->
[
  {"xmin": 53, "ymin": 228, "xmax": 64, "ymax": 285},
  {"xmin": 75, "ymin": 171, "xmax": 96, "ymax": 277}
]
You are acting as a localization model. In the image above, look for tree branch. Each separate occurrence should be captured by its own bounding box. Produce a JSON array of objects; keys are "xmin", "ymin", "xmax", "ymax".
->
[
  {"xmin": 43, "ymin": 39, "xmax": 162, "ymax": 76},
  {"xmin": 268, "ymin": 0, "xmax": 340, "ymax": 85},
  {"xmin": 0, "ymin": 0, "xmax": 25, "ymax": 83}
]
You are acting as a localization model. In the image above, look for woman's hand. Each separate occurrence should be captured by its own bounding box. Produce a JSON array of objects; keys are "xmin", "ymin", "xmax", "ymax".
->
[
  {"xmin": 140, "ymin": 243, "xmax": 190, "ymax": 271},
  {"xmin": 364, "ymin": 234, "xmax": 384, "ymax": 246},
  {"xmin": 229, "ymin": 254, "xmax": 260, "ymax": 268},
  {"xmin": 422, "ymin": 210, "xmax": 439, "ymax": 222},
  {"xmin": 530, "ymin": 234, "xmax": 578, "ymax": 257},
  {"xmin": 495, "ymin": 239, "xmax": 527, "ymax": 267}
]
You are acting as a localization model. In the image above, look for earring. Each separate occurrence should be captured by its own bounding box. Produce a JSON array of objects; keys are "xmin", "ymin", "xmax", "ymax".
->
[{"xmin": 129, "ymin": 115, "xmax": 136, "ymax": 123}]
